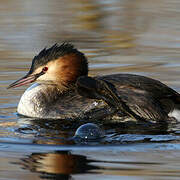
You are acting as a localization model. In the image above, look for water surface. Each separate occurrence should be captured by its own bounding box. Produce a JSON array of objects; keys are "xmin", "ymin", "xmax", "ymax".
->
[{"xmin": 1, "ymin": 0, "xmax": 180, "ymax": 179}]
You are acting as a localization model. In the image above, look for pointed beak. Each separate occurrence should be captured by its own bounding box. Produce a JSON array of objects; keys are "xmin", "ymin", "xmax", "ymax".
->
[{"xmin": 7, "ymin": 74, "xmax": 37, "ymax": 89}]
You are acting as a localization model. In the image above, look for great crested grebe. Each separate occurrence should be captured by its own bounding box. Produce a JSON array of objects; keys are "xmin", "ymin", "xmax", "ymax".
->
[{"xmin": 8, "ymin": 43, "xmax": 180, "ymax": 123}]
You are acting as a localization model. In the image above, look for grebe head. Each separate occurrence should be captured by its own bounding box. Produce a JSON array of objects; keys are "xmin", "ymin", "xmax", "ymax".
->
[{"xmin": 8, "ymin": 43, "xmax": 88, "ymax": 89}]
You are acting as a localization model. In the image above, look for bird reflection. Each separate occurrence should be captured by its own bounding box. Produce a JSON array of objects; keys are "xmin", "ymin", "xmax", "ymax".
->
[
  {"xmin": 16, "ymin": 150, "xmax": 164, "ymax": 179},
  {"xmin": 17, "ymin": 116, "xmax": 171, "ymax": 146},
  {"xmin": 17, "ymin": 117, "xmax": 76, "ymax": 145},
  {"xmin": 19, "ymin": 151, "xmax": 99, "ymax": 180}
]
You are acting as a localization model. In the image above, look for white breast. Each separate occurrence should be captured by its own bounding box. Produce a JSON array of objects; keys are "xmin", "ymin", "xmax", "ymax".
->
[{"xmin": 17, "ymin": 83, "xmax": 44, "ymax": 117}]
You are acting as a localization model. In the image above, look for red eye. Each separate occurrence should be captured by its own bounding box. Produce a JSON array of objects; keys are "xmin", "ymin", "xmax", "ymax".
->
[{"xmin": 42, "ymin": 67, "xmax": 48, "ymax": 72}]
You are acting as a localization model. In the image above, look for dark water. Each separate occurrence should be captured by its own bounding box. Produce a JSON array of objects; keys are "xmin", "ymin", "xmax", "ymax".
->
[{"xmin": 1, "ymin": 0, "xmax": 180, "ymax": 179}]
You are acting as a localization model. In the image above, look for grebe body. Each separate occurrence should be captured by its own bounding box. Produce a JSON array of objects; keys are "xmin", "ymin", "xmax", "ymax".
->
[{"xmin": 8, "ymin": 43, "xmax": 180, "ymax": 123}]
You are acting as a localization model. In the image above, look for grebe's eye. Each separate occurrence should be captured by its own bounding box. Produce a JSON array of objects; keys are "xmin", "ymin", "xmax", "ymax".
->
[{"xmin": 42, "ymin": 67, "xmax": 48, "ymax": 72}]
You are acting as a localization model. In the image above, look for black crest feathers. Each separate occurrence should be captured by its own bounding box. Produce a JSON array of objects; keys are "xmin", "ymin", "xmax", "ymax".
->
[{"xmin": 28, "ymin": 43, "xmax": 88, "ymax": 74}]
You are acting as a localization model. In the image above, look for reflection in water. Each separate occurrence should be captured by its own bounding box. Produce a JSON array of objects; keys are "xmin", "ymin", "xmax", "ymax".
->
[
  {"xmin": 17, "ymin": 118, "xmax": 107, "ymax": 145},
  {"xmin": 17, "ymin": 150, "xmax": 168, "ymax": 180},
  {"xmin": 16, "ymin": 118, "xmax": 75, "ymax": 145},
  {"xmin": 14, "ymin": 117, "xmax": 177, "ymax": 147},
  {"xmin": 72, "ymin": 0, "xmax": 106, "ymax": 31},
  {"xmin": 19, "ymin": 151, "xmax": 99, "ymax": 179}
]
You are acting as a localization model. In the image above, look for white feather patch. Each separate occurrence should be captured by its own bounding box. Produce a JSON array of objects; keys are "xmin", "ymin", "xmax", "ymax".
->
[{"xmin": 168, "ymin": 109, "xmax": 180, "ymax": 122}]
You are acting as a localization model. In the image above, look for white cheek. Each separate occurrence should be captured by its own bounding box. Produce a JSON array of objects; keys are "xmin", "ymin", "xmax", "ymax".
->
[
  {"xmin": 37, "ymin": 71, "xmax": 56, "ymax": 82},
  {"xmin": 37, "ymin": 73, "xmax": 49, "ymax": 81}
]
